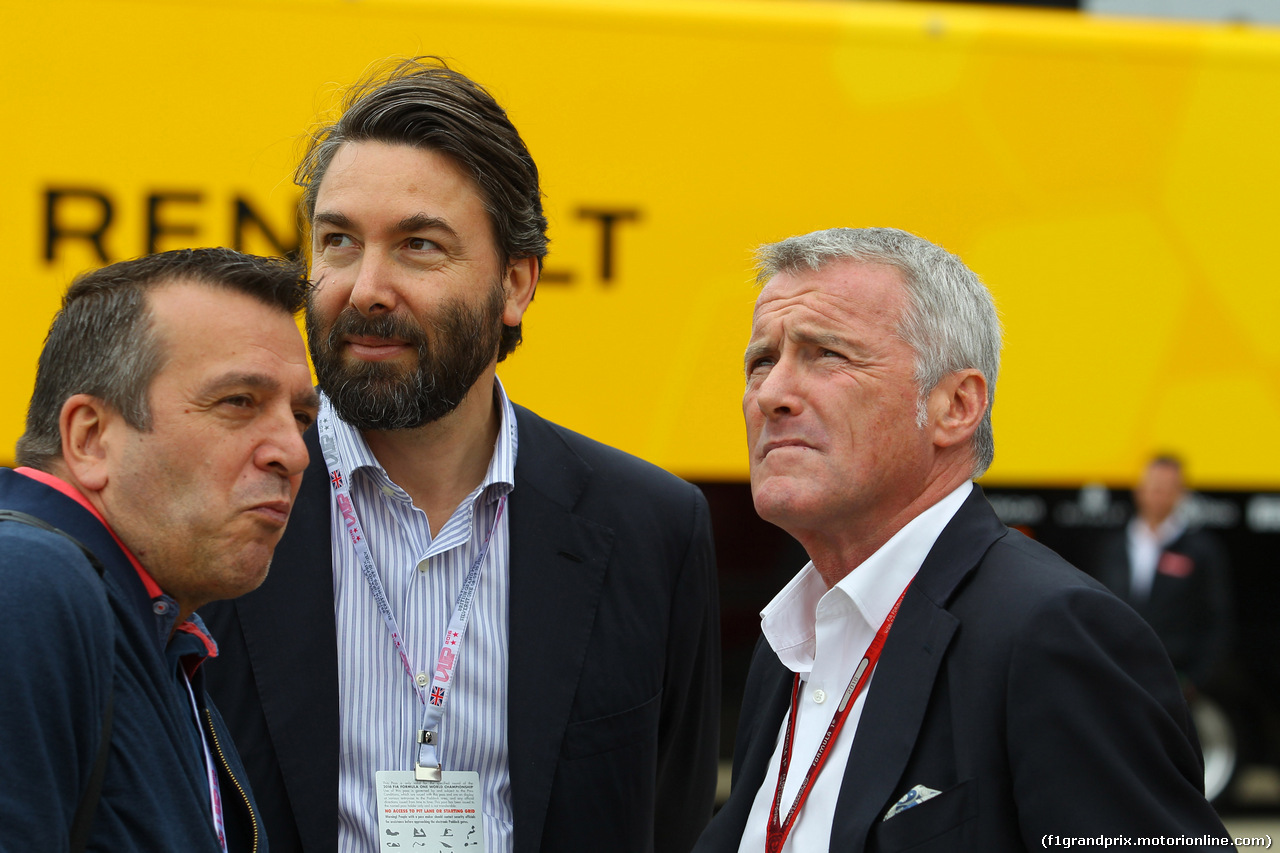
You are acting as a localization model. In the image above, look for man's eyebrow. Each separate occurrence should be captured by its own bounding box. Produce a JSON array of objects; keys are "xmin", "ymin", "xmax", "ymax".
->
[
  {"xmin": 312, "ymin": 210, "xmax": 458, "ymax": 242},
  {"xmin": 743, "ymin": 329, "xmax": 867, "ymax": 367},
  {"xmin": 396, "ymin": 213, "xmax": 457, "ymax": 238},
  {"xmin": 313, "ymin": 211, "xmax": 352, "ymax": 230},
  {"xmin": 743, "ymin": 341, "xmax": 773, "ymax": 366},
  {"xmin": 793, "ymin": 329, "xmax": 855, "ymax": 351},
  {"xmin": 200, "ymin": 373, "xmax": 320, "ymax": 411},
  {"xmin": 295, "ymin": 386, "xmax": 321, "ymax": 412},
  {"xmin": 201, "ymin": 372, "xmax": 279, "ymax": 395}
]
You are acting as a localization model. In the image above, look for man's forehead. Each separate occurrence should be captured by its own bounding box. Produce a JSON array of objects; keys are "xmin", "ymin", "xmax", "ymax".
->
[
  {"xmin": 317, "ymin": 140, "xmax": 479, "ymax": 201},
  {"xmin": 145, "ymin": 281, "xmax": 304, "ymax": 368},
  {"xmin": 311, "ymin": 140, "xmax": 498, "ymax": 250},
  {"xmin": 1143, "ymin": 462, "xmax": 1184, "ymax": 485},
  {"xmin": 753, "ymin": 260, "xmax": 907, "ymax": 324},
  {"xmin": 146, "ymin": 278, "xmax": 284, "ymax": 323}
]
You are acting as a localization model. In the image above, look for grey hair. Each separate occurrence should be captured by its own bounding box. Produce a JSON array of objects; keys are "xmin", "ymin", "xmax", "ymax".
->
[
  {"xmin": 754, "ymin": 227, "xmax": 1001, "ymax": 478},
  {"xmin": 295, "ymin": 56, "xmax": 547, "ymax": 361},
  {"xmin": 16, "ymin": 248, "xmax": 308, "ymax": 471}
]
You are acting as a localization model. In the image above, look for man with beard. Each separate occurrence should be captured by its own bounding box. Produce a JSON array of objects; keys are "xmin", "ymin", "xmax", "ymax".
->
[{"xmin": 201, "ymin": 58, "xmax": 720, "ymax": 853}]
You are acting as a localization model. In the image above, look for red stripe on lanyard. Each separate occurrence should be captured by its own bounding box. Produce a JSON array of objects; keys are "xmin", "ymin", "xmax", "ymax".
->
[{"xmin": 764, "ymin": 581, "xmax": 911, "ymax": 853}]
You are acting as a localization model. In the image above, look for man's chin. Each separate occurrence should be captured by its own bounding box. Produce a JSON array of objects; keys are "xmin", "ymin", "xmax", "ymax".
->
[
  {"xmin": 229, "ymin": 557, "xmax": 275, "ymax": 597},
  {"xmin": 750, "ymin": 481, "xmax": 814, "ymax": 529}
]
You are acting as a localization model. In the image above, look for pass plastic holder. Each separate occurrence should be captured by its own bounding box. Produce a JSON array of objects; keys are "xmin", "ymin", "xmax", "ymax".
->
[{"xmin": 375, "ymin": 770, "xmax": 484, "ymax": 851}]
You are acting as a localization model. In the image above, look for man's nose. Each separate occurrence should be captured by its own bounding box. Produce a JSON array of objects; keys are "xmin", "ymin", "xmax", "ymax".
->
[
  {"xmin": 347, "ymin": 253, "xmax": 399, "ymax": 315},
  {"xmin": 753, "ymin": 359, "xmax": 804, "ymax": 418},
  {"xmin": 256, "ymin": 413, "xmax": 312, "ymax": 479}
]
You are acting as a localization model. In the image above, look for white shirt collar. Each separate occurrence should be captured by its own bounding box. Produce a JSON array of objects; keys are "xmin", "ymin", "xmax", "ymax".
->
[
  {"xmin": 760, "ymin": 480, "xmax": 973, "ymax": 675},
  {"xmin": 322, "ymin": 376, "xmax": 518, "ymax": 501},
  {"xmin": 1128, "ymin": 512, "xmax": 1185, "ymax": 549}
]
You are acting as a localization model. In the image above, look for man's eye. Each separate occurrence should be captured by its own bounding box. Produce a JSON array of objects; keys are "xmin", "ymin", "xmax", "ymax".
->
[
  {"xmin": 221, "ymin": 395, "xmax": 253, "ymax": 408},
  {"xmin": 406, "ymin": 237, "xmax": 438, "ymax": 251},
  {"xmin": 321, "ymin": 233, "xmax": 353, "ymax": 248},
  {"xmin": 295, "ymin": 410, "xmax": 316, "ymax": 429}
]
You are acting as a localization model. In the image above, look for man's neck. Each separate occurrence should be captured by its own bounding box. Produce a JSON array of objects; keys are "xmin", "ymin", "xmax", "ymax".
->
[
  {"xmin": 361, "ymin": 373, "xmax": 501, "ymax": 538},
  {"xmin": 1138, "ymin": 511, "xmax": 1177, "ymax": 538},
  {"xmin": 23, "ymin": 464, "xmax": 191, "ymax": 631},
  {"xmin": 799, "ymin": 470, "xmax": 971, "ymax": 589}
]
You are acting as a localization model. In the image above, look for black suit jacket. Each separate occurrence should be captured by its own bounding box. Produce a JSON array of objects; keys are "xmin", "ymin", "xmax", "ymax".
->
[
  {"xmin": 202, "ymin": 405, "xmax": 720, "ymax": 853},
  {"xmin": 696, "ymin": 488, "xmax": 1227, "ymax": 853},
  {"xmin": 1092, "ymin": 526, "xmax": 1233, "ymax": 690}
]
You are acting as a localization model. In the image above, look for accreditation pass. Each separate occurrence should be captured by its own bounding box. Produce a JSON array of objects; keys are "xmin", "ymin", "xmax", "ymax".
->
[{"xmin": 376, "ymin": 770, "xmax": 485, "ymax": 851}]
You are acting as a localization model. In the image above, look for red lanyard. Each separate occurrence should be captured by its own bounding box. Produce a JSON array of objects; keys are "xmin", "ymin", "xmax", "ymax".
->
[{"xmin": 765, "ymin": 582, "xmax": 911, "ymax": 853}]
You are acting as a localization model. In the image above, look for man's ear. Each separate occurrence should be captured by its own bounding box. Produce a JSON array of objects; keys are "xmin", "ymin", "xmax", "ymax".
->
[
  {"xmin": 502, "ymin": 256, "xmax": 539, "ymax": 327},
  {"xmin": 59, "ymin": 394, "xmax": 117, "ymax": 492},
  {"xmin": 929, "ymin": 369, "xmax": 988, "ymax": 450}
]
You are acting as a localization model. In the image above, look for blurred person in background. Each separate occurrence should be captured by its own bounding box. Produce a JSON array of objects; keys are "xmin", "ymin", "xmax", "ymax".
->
[{"xmin": 1092, "ymin": 455, "xmax": 1233, "ymax": 698}]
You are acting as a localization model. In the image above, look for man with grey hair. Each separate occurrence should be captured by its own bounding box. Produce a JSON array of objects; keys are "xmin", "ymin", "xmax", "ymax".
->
[{"xmin": 694, "ymin": 228, "xmax": 1227, "ymax": 852}]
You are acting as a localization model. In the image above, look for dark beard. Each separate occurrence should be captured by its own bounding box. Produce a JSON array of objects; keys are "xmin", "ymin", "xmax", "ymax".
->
[{"xmin": 307, "ymin": 283, "xmax": 506, "ymax": 431}]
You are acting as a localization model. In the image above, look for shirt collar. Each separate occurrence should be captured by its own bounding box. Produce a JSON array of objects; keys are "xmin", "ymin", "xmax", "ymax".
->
[
  {"xmin": 761, "ymin": 480, "xmax": 973, "ymax": 673},
  {"xmin": 13, "ymin": 466, "xmax": 219, "ymax": 665},
  {"xmin": 1129, "ymin": 513, "xmax": 1186, "ymax": 548},
  {"xmin": 15, "ymin": 466, "xmax": 162, "ymax": 597},
  {"xmin": 322, "ymin": 376, "xmax": 519, "ymax": 503}
]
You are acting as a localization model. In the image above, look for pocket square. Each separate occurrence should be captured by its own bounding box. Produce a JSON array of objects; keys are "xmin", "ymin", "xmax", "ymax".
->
[
  {"xmin": 1157, "ymin": 552, "xmax": 1194, "ymax": 577},
  {"xmin": 883, "ymin": 784, "xmax": 942, "ymax": 821}
]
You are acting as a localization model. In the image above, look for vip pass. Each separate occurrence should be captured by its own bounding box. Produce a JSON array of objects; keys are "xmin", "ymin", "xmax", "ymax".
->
[{"xmin": 318, "ymin": 404, "xmax": 506, "ymax": 782}]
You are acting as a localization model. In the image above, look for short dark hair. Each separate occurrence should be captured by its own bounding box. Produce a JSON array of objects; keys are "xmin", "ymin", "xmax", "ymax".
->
[
  {"xmin": 1147, "ymin": 454, "xmax": 1185, "ymax": 481},
  {"xmin": 16, "ymin": 247, "xmax": 308, "ymax": 470},
  {"xmin": 295, "ymin": 56, "xmax": 547, "ymax": 361}
]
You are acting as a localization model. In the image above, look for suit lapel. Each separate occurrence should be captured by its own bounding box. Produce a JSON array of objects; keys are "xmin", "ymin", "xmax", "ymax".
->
[
  {"xmin": 829, "ymin": 486, "xmax": 1006, "ymax": 848},
  {"xmin": 828, "ymin": 592, "xmax": 959, "ymax": 844},
  {"xmin": 506, "ymin": 407, "xmax": 614, "ymax": 853},
  {"xmin": 232, "ymin": 428, "xmax": 340, "ymax": 851},
  {"xmin": 705, "ymin": 642, "xmax": 793, "ymax": 849}
]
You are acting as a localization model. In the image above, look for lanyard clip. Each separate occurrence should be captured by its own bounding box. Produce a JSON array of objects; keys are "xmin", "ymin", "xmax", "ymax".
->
[{"xmin": 415, "ymin": 730, "xmax": 441, "ymax": 780}]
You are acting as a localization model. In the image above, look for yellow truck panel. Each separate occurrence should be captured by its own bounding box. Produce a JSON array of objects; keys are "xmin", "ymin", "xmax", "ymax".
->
[{"xmin": 5, "ymin": 0, "xmax": 1278, "ymax": 487}]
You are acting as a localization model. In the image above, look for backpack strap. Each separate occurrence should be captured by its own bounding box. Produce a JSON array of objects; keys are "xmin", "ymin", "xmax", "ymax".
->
[{"xmin": 0, "ymin": 509, "xmax": 113, "ymax": 853}]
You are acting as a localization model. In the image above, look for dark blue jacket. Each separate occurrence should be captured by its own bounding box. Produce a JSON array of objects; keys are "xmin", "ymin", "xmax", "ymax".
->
[{"xmin": 0, "ymin": 468, "xmax": 266, "ymax": 852}]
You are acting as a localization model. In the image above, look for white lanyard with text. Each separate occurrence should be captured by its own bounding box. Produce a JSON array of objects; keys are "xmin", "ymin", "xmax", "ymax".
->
[{"xmin": 317, "ymin": 407, "xmax": 506, "ymax": 781}]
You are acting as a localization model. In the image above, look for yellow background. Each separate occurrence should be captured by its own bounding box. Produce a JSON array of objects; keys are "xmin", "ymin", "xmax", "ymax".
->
[{"xmin": 4, "ymin": 0, "xmax": 1278, "ymax": 487}]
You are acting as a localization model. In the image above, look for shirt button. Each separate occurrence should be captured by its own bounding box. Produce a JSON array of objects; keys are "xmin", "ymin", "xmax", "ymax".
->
[
  {"xmin": 416, "ymin": 672, "xmax": 429, "ymax": 686},
  {"xmin": 381, "ymin": 485, "xmax": 396, "ymax": 497},
  {"xmin": 417, "ymin": 560, "xmax": 429, "ymax": 573},
  {"xmin": 153, "ymin": 601, "xmax": 169, "ymax": 615},
  {"xmin": 812, "ymin": 689, "xmax": 827, "ymax": 704}
]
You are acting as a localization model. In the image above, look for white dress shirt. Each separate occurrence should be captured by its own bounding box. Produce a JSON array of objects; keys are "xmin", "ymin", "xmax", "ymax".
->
[
  {"xmin": 1125, "ymin": 515, "xmax": 1185, "ymax": 602},
  {"xmin": 332, "ymin": 382, "xmax": 518, "ymax": 853},
  {"xmin": 737, "ymin": 481, "xmax": 972, "ymax": 853}
]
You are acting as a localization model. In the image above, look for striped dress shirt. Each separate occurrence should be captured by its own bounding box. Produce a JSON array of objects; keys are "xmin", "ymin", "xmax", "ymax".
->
[{"xmin": 330, "ymin": 382, "xmax": 518, "ymax": 853}]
